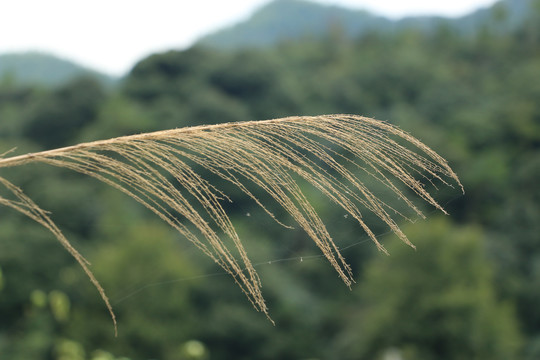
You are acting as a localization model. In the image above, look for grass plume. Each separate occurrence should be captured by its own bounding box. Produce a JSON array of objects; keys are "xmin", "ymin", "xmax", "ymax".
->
[{"xmin": 0, "ymin": 114, "xmax": 462, "ymax": 332}]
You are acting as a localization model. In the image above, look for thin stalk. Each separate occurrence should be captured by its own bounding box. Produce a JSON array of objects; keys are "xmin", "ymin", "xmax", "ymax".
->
[{"xmin": 0, "ymin": 116, "xmax": 305, "ymax": 168}]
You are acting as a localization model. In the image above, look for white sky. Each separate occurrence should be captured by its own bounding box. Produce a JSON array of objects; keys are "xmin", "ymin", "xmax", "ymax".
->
[{"xmin": 0, "ymin": 0, "xmax": 497, "ymax": 76}]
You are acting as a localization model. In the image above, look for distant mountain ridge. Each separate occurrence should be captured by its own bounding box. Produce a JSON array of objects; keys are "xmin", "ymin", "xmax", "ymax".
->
[
  {"xmin": 0, "ymin": 52, "xmax": 117, "ymax": 88},
  {"xmin": 1, "ymin": 0, "xmax": 534, "ymax": 87},
  {"xmin": 197, "ymin": 0, "xmax": 536, "ymax": 49}
]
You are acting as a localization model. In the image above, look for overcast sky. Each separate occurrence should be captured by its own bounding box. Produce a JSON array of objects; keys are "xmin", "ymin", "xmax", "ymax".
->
[{"xmin": 0, "ymin": 0, "xmax": 498, "ymax": 76}]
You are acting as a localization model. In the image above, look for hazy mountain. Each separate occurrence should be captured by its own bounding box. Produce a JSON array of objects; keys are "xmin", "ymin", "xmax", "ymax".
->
[
  {"xmin": 198, "ymin": 0, "xmax": 392, "ymax": 48},
  {"xmin": 0, "ymin": 52, "xmax": 117, "ymax": 88},
  {"xmin": 455, "ymin": 0, "xmax": 535, "ymax": 34},
  {"xmin": 197, "ymin": 0, "xmax": 536, "ymax": 49}
]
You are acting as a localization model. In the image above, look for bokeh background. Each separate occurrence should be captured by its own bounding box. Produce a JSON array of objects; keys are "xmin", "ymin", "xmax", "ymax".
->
[{"xmin": 1, "ymin": 0, "xmax": 539, "ymax": 359}]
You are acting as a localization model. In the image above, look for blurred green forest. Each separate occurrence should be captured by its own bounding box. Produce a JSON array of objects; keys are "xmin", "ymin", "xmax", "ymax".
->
[{"xmin": 1, "ymin": 5, "xmax": 540, "ymax": 360}]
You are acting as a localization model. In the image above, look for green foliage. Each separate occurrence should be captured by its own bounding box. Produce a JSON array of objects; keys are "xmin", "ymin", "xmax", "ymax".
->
[
  {"xmin": 65, "ymin": 220, "xmax": 202, "ymax": 358},
  {"xmin": 338, "ymin": 218, "xmax": 522, "ymax": 359},
  {"xmin": 79, "ymin": 95, "xmax": 157, "ymax": 140},
  {"xmin": 22, "ymin": 76, "xmax": 106, "ymax": 149},
  {"xmin": 123, "ymin": 47, "xmax": 304, "ymax": 127}
]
